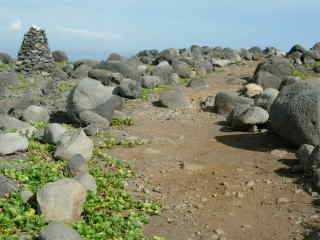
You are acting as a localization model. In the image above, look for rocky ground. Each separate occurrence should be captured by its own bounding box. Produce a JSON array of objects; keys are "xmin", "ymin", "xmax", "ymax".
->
[
  {"xmin": 108, "ymin": 63, "xmax": 320, "ymax": 240},
  {"xmin": 2, "ymin": 26, "xmax": 320, "ymax": 240}
]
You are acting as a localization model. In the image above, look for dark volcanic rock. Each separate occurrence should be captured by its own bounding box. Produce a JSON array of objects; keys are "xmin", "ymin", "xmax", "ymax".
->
[{"xmin": 270, "ymin": 79, "xmax": 320, "ymax": 146}]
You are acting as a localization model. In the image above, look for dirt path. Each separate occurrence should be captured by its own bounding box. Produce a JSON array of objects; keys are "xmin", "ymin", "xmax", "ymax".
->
[{"xmin": 110, "ymin": 63, "xmax": 318, "ymax": 240}]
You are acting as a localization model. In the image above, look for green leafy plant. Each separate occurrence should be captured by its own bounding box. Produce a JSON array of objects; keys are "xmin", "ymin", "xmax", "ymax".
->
[{"xmin": 111, "ymin": 117, "xmax": 134, "ymax": 127}]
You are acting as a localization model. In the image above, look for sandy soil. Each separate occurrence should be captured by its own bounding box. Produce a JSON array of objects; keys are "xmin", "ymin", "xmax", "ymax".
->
[{"xmin": 110, "ymin": 62, "xmax": 319, "ymax": 240}]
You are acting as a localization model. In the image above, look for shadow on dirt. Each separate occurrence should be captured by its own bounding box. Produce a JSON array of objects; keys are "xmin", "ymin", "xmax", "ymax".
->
[{"xmin": 215, "ymin": 132, "xmax": 292, "ymax": 152}]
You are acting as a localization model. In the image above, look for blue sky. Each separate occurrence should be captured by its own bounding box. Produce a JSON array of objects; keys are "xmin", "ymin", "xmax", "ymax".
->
[{"xmin": 0, "ymin": 0, "xmax": 319, "ymax": 60}]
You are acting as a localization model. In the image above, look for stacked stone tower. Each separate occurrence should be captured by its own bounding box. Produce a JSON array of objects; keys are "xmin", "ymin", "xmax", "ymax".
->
[{"xmin": 16, "ymin": 26, "xmax": 54, "ymax": 74}]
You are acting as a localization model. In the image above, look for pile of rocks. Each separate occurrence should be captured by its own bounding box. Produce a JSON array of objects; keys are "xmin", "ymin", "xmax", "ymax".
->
[{"xmin": 16, "ymin": 26, "xmax": 55, "ymax": 74}]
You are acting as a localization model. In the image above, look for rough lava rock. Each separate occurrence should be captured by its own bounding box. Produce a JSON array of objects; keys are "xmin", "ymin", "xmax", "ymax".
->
[
  {"xmin": 54, "ymin": 130, "xmax": 93, "ymax": 161},
  {"xmin": 214, "ymin": 92, "xmax": 254, "ymax": 115},
  {"xmin": 0, "ymin": 133, "xmax": 29, "ymax": 155},
  {"xmin": 22, "ymin": 105, "xmax": 50, "ymax": 123},
  {"xmin": 39, "ymin": 222, "xmax": 82, "ymax": 240},
  {"xmin": 270, "ymin": 79, "xmax": 320, "ymax": 146},
  {"xmin": 158, "ymin": 88, "xmax": 191, "ymax": 109},
  {"xmin": 37, "ymin": 178, "xmax": 87, "ymax": 222}
]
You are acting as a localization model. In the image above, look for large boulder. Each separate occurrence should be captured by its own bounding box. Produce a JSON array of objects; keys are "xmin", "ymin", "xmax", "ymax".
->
[
  {"xmin": 74, "ymin": 173, "xmax": 97, "ymax": 194},
  {"xmin": 39, "ymin": 222, "xmax": 82, "ymax": 240},
  {"xmin": 142, "ymin": 76, "xmax": 161, "ymax": 89},
  {"xmin": 0, "ymin": 175, "xmax": 18, "ymax": 197},
  {"xmin": 252, "ymin": 57, "xmax": 294, "ymax": 89},
  {"xmin": 22, "ymin": 105, "xmax": 50, "ymax": 123},
  {"xmin": 37, "ymin": 178, "xmax": 87, "ymax": 222},
  {"xmin": 71, "ymin": 64, "xmax": 91, "ymax": 79},
  {"xmin": 43, "ymin": 123, "xmax": 67, "ymax": 145},
  {"xmin": 255, "ymin": 88, "xmax": 279, "ymax": 111},
  {"xmin": 54, "ymin": 130, "xmax": 93, "ymax": 161},
  {"xmin": 117, "ymin": 78, "xmax": 141, "ymax": 99},
  {"xmin": 172, "ymin": 61, "xmax": 194, "ymax": 78},
  {"xmin": 214, "ymin": 92, "xmax": 254, "ymax": 115},
  {"xmin": 227, "ymin": 105, "xmax": 269, "ymax": 130},
  {"xmin": 0, "ymin": 52, "xmax": 13, "ymax": 64},
  {"xmin": 0, "ymin": 115, "xmax": 35, "ymax": 137},
  {"xmin": 52, "ymin": 50, "xmax": 68, "ymax": 63},
  {"xmin": 95, "ymin": 61, "xmax": 140, "ymax": 80},
  {"xmin": 68, "ymin": 78, "xmax": 120, "ymax": 121},
  {"xmin": 270, "ymin": 79, "xmax": 320, "ymax": 146},
  {"xmin": 153, "ymin": 61, "xmax": 174, "ymax": 84},
  {"xmin": 0, "ymin": 133, "xmax": 28, "ymax": 155},
  {"xmin": 158, "ymin": 88, "xmax": 191, "ymax": 109},
  {"xmin": 88, "ymin": 69, "xmax": 123, "ymax": 86}
]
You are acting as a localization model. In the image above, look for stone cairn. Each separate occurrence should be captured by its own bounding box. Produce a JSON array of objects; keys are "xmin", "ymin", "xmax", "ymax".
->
[{"xmin": 16, "ymin": 26, "xmax": 55, "ymax": 74}]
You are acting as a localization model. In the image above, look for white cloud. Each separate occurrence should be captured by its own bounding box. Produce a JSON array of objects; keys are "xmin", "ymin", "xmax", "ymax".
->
[
  {"xmin": 9, "ymin": 20, "xmax": 22, "ymax": 32},
  {"xmin": 58, "ymin": 27, "xmax": 122, "ymax": 40}
]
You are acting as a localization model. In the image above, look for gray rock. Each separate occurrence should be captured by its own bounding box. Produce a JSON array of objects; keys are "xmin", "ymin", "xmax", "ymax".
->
[
  {"xmin": 71, "ymin": 64, "xmax": 91, "ymax": 79},
  {"xmin": 200, "ymin": 96, "xmax": 215, "ymax": 112},
  {"xmin": 153, "ymin": 61, "xmax": 174, "ymax": 84},
  {"xmin": 214, "ymin": 92, "xmax": 254, "ymax": 115},
  {"xmin": 255, "ymin": 88, "xmax": 279, "ymax": 111},
  {"xmin": 79, "ymin": 110, "xmax": 110, "ymax": 128},
  {"xmin": 142, "ymin": 76, "xmax": 161, "ymax": 89},
  {"xmin": 310, "ymin": 146, "xmax": 320, "ymax": 170},
  {"xmin": 118, "ymin": 78, "xmax": 141, "ymax": 99},
  {"xmin": 270, "ymin": 79, "xmax": 320, "ymax": 146},
  {"xmin": 296, "ymin": 144, "xmax": 315, "ymax": 172},
  {"xmin": 0, "ymin": 52, "xmax": 13, "ymax": 64},
  {"xmin": 158, "ymin": 88, "xmax": 191, "ymax": 109},
  {"xmin": 0, "ymin": 133, "xmax": 28, "ymax": 155},
  {"xmin": 173, "ymin": 61, "xmax": 193, "ymax": 78},
  {"xmin": 39, "ymin": 222, "xmax": 82, "ymax": 240},
  {"xmin": 238, "ymin": 106, "xmax": 269, "ymax": 125},
  {"xmin": 227, "ymin": 104, "xmax": 251, "ymax": 130},
  {"xmin": 22, "ymin": 105, "xmax": 50, "ymax": 123},
  {"xmin": 37, "ymin": 178, "xmax": 87, "ymax": 222},
  {"xmin": 54, "ymin": 130, "xmax": 93, "ymax": 161},
  {"xmin": 0, "ymin": 175, "xmax": 18, "ymax": 197},
  {"xmin": 74, "ymin": 173, "xmax": 97, "ymax": 194},
  {"xmin": 73, "ymin": 59, "xmax": 100, "ymax": 69},
  {"xmin": 252, "ymin": 57, "xmax": 294, "ymax": 89},
  {"xmin": 20, "ymin": 189, "xmax": 33, "ymax": 203},
  {"xmin": 187, "ymin": 78, "xmax": 208, "ymax": 90},
  {"xmin": 107, "ymin": 53, "xmax": 123, "ymax": 62},
  {"xmin": 93, "ymin": 95, "xmax": 123, "ymax": 121},
  {"xmin": 280, "ymin": 76, "xmax": 302, "ymax": 88},
  {"xmin": 66, "ymin": 154, "xmax": 89, "ymax": 176},
  {"xmin": 95, "ymin": 61, "xmax": 139, "ymax": 80},
  {"xmin": 69, "ymin": 78, "xmax": 114, "ymax": 114},
  {"xmin": 88, "ymin": 69, "xmax": 124, "ymax": 86},
  {"xmin": 52, "ymin": 50, "xmax": 68, "ymax": 62},
  {"xmin": 211, "ymin": 58, "xmax": 231, "ymax": 67},
  {"xmin": 44, "ymin": 124, "xmax": 67, "ymax": 144},
  {"xmin": 253, "ymin": 71, "xmax": 283, "ymax": 89},
  {"xmin": 0, "ymin": 115, "xmax": 35, "ymax": 137}
]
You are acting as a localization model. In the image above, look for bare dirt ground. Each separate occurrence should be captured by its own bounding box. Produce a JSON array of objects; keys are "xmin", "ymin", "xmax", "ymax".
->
[{"xmin": 110, "ymin": 62, "xmax": 319, "ymax": 240}]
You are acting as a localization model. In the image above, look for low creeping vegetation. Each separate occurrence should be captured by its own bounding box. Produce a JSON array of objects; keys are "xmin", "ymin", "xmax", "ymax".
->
[
  {"xmin": 0, "ymin": 138, "xmax": 161, "ymax": 240},
  {"xmin": 140, "ymin": 85, "xmax": 170, "ymax": 101},
  {"xmin": 111, "ymin": 117, "xmax": 134, "ymax": 127}
]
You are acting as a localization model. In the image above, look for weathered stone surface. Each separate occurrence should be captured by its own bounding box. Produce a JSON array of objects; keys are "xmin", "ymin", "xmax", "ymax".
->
[
  {"xmin": 296, "ymin": 144, "xmax": 315, "ymax": 172},
  {"xmin": 243, "ymin": 83, "xmax": 263, "ymax": 98},
  {"xmin": 79, "ymin": 110, "xmax": 110, "ymax": 128},
  {"xmin": 52, "ymin": 50, "xmax": 68, "ymax": 63},
  {"xmin": 270, "ymin": 79, "xmax": 320, "ymax": 146},
  {"xmin": 153, "ymin": 61, "xmax": 174, "ymax": 84},
  {"xmin": 158, "ymin": 88, "xmax": 191, "ymax": 109},
  {"xmin": 255, "ymin": 88, "xmax": 279, "ymax": 111},
  {"xmin": 118, "ymin": 78, "xmax": 141, "ymax": 99},
  {"xmin": 0, "ymin": 115, "xmax": 35, "ymax": 137},
  {"xmin": 74, "ymin": 173, "xmax": 97, "ymax": 194},
  {"xmin": 214, "ymin": 92, "xmax": 254, "ymax": 115},
  {"xmin": 66, "ymin": 154, "xmax": 89, "ymax": 176},
  {"xmin": 37, "ymin": 178, "xmax": 87, "ymax": 222},
  {"xmin": 0, "ymin": 133, "xmax": 29, "ymax": 155},
  {"xmin": 69, "ymin": 78, "xmax": 114, "ymax": 114},
  {"xmin": 187, "ymin": 78, "xmax": 208, "ymax": 90},
  {"xmin": 54, "ymin": 130, "xmax": 93, "ymax": 161},
  {"xmin": 142, "ymin": 76, "xmax": 161, "ymax": 89},
  {"xmin": 16, "ymin": 26, "xmax": 54, "ymax": 73},
  {"xmin": 0, "ymin": 175, "xmax": 18, "ymax": 197},
  {"xmin": 43, "ymin": 123, "xmax": 67, "ymax": 145},
  {"xmin": 39, "ymin": 222, "xmax": 82, "ymax": 240},
  {"xmin": 71, "ymin": 64, "xmax": 91, "ymax": 79},
  {"xmin": 22, "ymin": 105, "xmax": 50, "ymax": 123}
]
